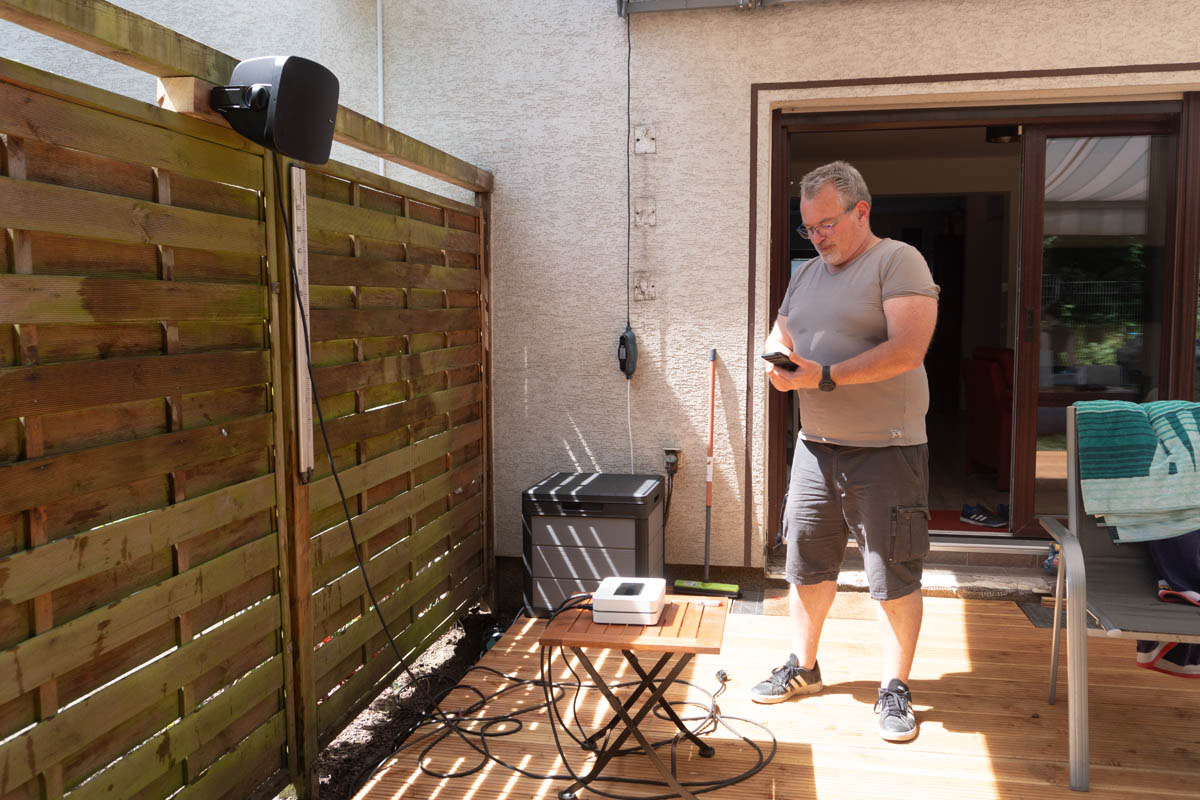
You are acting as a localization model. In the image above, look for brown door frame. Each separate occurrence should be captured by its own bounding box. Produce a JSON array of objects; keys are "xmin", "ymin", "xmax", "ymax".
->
[
  {"xmin": 767, "ymin": 100, "xmax": 1195, "ymax": 550},
  {"xmin": 766, "ymin": 109, "xmax": 790, "ymax": 548},
  {"xmin": 1011, "ymin": 118, "xmax": 1184, "ymax": 536},
  {"xmin": 1169, "ymin": 93, "xmax": 1200, "ymax": 400}
]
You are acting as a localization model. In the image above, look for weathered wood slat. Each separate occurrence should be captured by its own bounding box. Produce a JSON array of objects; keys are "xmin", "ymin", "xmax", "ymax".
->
[
  {"xmin": 0, "ymin": 603, "xmax": 279, "ymax": 794},
  {"xmin": 172, "ymin": 711, "xmax": 286, "ymax": 800},
  {"xmin": 188, "ymin": 694, "xmax": 284, "ymax": 797},
  {"xmin": 0, "ymin": 273, "xmax": 266, "ymax": 325},
  {"xmin": 0, "ymin": 473, "xmax": 275, "ymax": 606},
  {"xmin": 309, "ymin": 307, "xmax": 478, "ymax": 341},
  {"xmin": 306, "ymin": 195, "xmax": 480, "ymax": 255},
  {"xmin": 0, "ymin": 0, "xmax": 236, "ymax": 85},
  {"xmin": 331, "ymin": 106, "xmax": 493, "ymax": 194},
  {"xmin": 0, "ymin": 175, "xmax": 265, "ymax": 255},
  {"xmin": 0, "ymin": 81, "xmax": 262, "ymax": 189},
  {"xmin": 316, "ymin": 384, "xmax": 481, "ymax": 455},
  {"xmin": 308, "ymin": 161, "xmax": 481, "ymax": 217},
  {"xmin": 313, "ymin": 496, "xmax": 482, "ymax": 676},
  {"xmin": 310, "ymin": 458, "xmax": 481, "ymax": 575},
  {"xmin": 0, "ymin": 350, "xmax": 269, "ymax": 419},
  {"xmin": 316, "ymin": 573, "xmax": 479, "ymax": 741},
  {"xmin": 308, "ymin": 419, "xmax": 483, "ymax": 510},
  {"xmin": 310, "ymin": 459, "xmax": 483, "ymax": 622},
  {"xmin": 67, "ymin": 655, "xmax": 282, "ymax": 800},
  {"xmin": 75, "ymin": 657, "xmax": 280, "ymax": 800},
  {"xmin": 309, "ymin": 479, "xmax": 479, "ymax": 593},
  {"xmin": 0, "ymin": 412, "xmax": 272, "ymax": 518},
  {"xmin": 312, "ymin": 345, "xmax": 481, "ymax": 398},
  {"xmin": 0, "ymin": 531, "xmax": 278, "ymax": 708},
  {"xmin": 316, "ymin": 522, "xmax": 482, "ymax": 653},
  {"xmin": 0, "ymin": 56, "xmax": 257, "ymax": 152},
  {"xmin": 308, "ymin": 253, "xmax": 481, "ymax": 292}
]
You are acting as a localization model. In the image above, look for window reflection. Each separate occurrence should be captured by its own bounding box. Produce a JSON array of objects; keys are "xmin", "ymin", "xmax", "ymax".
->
[{"xmin": 1037, "ymin": 135, "xmax": 1170, "ymax": 515}]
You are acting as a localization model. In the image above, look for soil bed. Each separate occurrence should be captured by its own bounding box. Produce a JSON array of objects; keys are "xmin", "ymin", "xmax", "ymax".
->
[{"xmin": 316, "ymin": 603, "xmax": 522, "ymax": 800}]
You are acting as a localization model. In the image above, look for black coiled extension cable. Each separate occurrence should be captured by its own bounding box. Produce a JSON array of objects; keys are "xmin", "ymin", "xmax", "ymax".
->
[{"xmin": 351, "ymin": 592, "xmax": 777, "ymax": 799}]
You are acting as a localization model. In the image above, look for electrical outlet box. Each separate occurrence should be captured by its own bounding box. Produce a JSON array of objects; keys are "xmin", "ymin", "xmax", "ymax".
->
[
  {"xmin": 634, "ymin": 125, "xmax": 657, "ymax": 153},
  {"xmin": 633, "ymin": 198, "xmax": 656, "ymax": 227},
  {"xmin": 664, "ymin": 447, "xmax": 682, "ymax": 474}
]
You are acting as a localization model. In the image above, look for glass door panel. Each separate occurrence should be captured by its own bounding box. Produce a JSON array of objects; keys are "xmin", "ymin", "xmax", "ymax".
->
[{"xmin": 1034, "ymin": 134, "xmax": 1173, "ymax": 517}]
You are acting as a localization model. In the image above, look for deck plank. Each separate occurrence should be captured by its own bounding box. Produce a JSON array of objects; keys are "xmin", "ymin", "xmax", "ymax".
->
[{"xmin": 355, "ymin": 596, "xmax": 1200, "ymax": 800}]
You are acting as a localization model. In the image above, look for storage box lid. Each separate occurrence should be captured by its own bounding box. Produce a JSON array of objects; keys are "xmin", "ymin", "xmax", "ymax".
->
[{"xmin": 524, "ymin": 472, "xmax": 663, "ymax": 505}]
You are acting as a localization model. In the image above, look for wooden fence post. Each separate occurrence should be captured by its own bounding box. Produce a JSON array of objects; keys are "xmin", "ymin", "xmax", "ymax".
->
[
  {"xmin": 265, "ymin": 154, "xmax": 319, "ymax": 799},
  {"xmin": 475, "ymin": 189, "xmax": 496, "ymax": 613}
]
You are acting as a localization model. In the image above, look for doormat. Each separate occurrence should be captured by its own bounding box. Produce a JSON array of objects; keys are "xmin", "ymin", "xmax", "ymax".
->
[{"xmin": 1017, "ymin": 600, "xmax": 1100, "ymax": 630}]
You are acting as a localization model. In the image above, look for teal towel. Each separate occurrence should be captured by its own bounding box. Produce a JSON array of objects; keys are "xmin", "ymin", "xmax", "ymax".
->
[{"xmin": 1075, "ymin": 400, "xmax": 1200, "ymax": 543}]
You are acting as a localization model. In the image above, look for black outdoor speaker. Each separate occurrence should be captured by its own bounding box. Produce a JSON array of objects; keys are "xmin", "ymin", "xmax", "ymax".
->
[{"xmin": 210, "ymin": 56, "xmax": 340, "ymax": 164}]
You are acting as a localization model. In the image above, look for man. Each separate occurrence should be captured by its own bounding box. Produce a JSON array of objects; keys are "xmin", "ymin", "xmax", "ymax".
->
[{"xmin": 752, "ymin": 161, "xmax": 939, "ymax": 743}]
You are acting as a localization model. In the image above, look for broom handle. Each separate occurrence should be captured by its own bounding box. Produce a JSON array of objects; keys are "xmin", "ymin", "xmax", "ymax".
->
[{"xmin": 704, "ymin": 349, "xmax": 716, "ymax": 580}]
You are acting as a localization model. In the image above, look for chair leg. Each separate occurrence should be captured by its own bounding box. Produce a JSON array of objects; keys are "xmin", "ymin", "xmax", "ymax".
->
[
  {"xmin": 1048, "ymin": 559, "xmax": 1065, "ymax": 704},
  {"xmin": 1066, "ymin": 576, "xmax": 1089, "ymax": 791}
]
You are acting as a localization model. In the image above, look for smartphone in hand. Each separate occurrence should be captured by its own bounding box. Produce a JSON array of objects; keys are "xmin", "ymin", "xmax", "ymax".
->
[{"xmin": 761, "ymin": 351, "xmax": 798, "ymax": 372}]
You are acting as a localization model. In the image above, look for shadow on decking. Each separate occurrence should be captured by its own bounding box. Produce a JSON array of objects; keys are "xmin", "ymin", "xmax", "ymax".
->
[{"xmin": 354, "ymin": 595, "xmax": 1199, "ymax": 800}]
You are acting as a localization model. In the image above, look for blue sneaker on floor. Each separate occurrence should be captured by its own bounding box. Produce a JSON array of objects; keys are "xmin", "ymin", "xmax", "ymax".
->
[{"xmin": 960, "ymin": 504, "xmax": 1007, "ymax": 528}]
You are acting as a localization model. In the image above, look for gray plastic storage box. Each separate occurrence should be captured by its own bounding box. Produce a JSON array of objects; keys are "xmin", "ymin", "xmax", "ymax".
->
[{"xmin": 522, "ymin": 472, "xmax": 664, "ymax": 617}]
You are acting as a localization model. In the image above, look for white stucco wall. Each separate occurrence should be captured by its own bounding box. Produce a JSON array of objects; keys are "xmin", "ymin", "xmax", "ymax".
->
[{"xmin": 378, "ymin": 0, "xmax": 1200, "ymax": 565}]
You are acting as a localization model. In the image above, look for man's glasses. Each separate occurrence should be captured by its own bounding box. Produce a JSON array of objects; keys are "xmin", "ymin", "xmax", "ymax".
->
[{"xmin": 796, "ymin": 206, "xmax": 855, "ymax": 240}]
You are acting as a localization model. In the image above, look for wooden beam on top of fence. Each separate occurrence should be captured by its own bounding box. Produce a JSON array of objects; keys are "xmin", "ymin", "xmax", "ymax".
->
[
  {"xmin": 0, "ymin": 0, "xmax": 237, "ymax": 85},
  {"xmin": 332, "ymin": 106, "xmax": 494, "ymax": 193},
  {"xmin": 0, "ymin": 0, "xmax": 494, "ymax": 193}
]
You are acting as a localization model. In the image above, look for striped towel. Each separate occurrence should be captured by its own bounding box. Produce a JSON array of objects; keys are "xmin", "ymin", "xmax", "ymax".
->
[{"xmin": 1075, "ymin": 400, "xmax": 1200, "ymax": 543}]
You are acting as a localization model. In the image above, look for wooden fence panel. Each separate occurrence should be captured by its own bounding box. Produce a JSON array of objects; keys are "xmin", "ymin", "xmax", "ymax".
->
[
  {"xmin": 301, "ymin": 163, "xmax": 488, "ymax": 746},
  {"xmin": 0, "ymin": 5, "xmax": 495, "ymax": 797},
  {"xmin": 0, "ymin": 62, "xmax": 291, "ymax": 800}
]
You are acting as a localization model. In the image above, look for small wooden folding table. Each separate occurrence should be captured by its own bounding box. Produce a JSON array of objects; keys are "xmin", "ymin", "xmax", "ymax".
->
[{"xmin": 538, "ymin": 595, "xmax": 730, "ymax": 800}]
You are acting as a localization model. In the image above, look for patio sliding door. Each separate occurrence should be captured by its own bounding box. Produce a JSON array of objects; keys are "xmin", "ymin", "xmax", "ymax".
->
[{"xmin": 1011, "ymin": 122, "xmax": 1180, "ymax": 535}]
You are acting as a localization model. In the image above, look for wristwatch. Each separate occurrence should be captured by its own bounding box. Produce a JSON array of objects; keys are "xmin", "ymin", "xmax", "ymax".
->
[{"xmin": 818, "ymin": 364, "xmax": 836, "ymax": 392}]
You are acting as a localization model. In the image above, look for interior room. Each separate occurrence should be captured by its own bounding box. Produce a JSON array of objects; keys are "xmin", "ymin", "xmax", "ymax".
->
[{"xmin": 785, "ymin": 126, "xmax": 1022, "ymax": 532}]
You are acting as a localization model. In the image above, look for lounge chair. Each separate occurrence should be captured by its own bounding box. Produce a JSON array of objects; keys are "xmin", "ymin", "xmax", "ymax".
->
[{"xmin": 1039, "ymin": 405, "xmax": 1200, "ymax": 791}]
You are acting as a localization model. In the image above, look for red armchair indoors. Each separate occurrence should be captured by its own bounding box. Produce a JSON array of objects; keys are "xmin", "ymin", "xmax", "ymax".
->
[{"xmin": 961, "ymin": 346, "xmax": 1013, "ymax": 491}]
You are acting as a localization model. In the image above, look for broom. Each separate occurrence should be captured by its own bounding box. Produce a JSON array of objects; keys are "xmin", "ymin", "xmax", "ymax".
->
[{"xmin": 673, "ymin": 349, "xmax": 741, "ymax": 598}]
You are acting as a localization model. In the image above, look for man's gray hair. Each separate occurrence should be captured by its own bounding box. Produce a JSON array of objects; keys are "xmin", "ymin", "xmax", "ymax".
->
[{"xmin": 799, "ymin": 160, "xmax": 871, "ymax": 209}]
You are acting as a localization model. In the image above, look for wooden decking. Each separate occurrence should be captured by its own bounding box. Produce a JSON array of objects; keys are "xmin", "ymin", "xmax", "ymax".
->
[{"xmin": 355, "ymin": 594, "xmax": 1200, "ymax": 799}]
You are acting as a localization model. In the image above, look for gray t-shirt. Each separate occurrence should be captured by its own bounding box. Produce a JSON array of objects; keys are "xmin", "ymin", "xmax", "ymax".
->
[{"xmin": 778, "ymin": 238, "xmax": 939, "ymax": 447}]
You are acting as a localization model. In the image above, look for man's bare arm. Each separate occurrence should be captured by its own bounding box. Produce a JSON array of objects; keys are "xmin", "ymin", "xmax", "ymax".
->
[
  {"xmin": 828, "ymin": 294, "xmax": 937, "ymax": 385},
  {"xmin": 767, "ymin": 296, "xmax": 936, "ymax": 391},
  {"xmin": 763, "ymin": 317, "xmax": 800, "ymax": 392},
  {"xmin": 765, "ymin": 317, "xmax": 794, "ymax": 354}
]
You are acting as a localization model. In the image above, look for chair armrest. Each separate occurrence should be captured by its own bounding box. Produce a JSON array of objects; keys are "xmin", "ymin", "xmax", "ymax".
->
[
  {"xmin": 1038, "ymin": 515, "xmax": 1089, "ymax": 625},
  {"xmin": 1037, "ymin": 514, "xmax": 1071, "ymax": 544}
]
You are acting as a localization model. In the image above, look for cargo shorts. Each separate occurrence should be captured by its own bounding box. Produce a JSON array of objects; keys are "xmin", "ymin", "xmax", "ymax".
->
[{"xmin": 783, "ymin": 439, "xmax": 930, "ymax": 601}]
